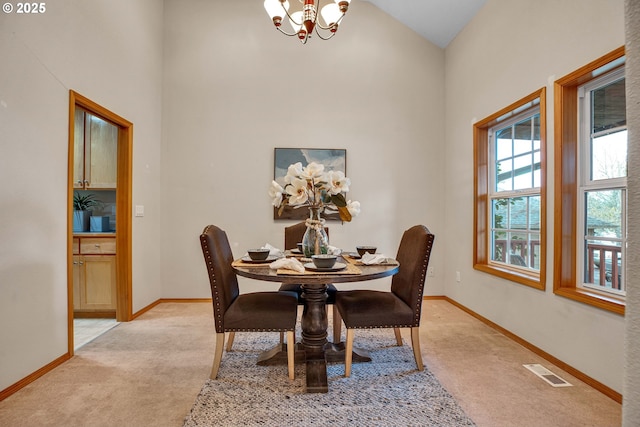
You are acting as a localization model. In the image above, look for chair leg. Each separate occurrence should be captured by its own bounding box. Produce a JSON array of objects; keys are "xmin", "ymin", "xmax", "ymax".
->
[
  {"xmin": 345, "ymin": 328, "xmax": 354, "ymax": 377},
  {"xmin": 210, "ymin": 333, "xmax": 225, "ymax": 379},
  {"xmin": 394, "ymin": 327, "xmax": 402, "ymax": 346},
  {"xmin": 225, "ymin": 331, "xmax": 235, "ymax": 352},
  {"xmin": 279, "ymin": 331, "xmax": 284, "ymax": 345},
  {"xmin": 286, "ymin": 330, "xmax": 295, "ymax": 380},
  {"xmin": 410, "ymin": 327, "xmax": 424, "ymax": 371},
  {"xmin": 332, "ymin": 305, "xmax": 342, "ymax": 343}
]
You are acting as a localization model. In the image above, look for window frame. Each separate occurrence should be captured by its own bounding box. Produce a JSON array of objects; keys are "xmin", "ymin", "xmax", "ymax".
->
[
  {"xmin": 578, "ymin": 69, "xmax": 627, "ymax": 297},
  {"xmin": 474, "ymin": 88, "xmax": 547, "ymax": 290},
  {"xmin": 553, "ymin": 46, "xmax": 625, "ymax": 315}
]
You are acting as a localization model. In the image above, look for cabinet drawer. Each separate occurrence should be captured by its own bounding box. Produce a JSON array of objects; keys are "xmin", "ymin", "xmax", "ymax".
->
[
  {"xmin": 80, "ymin": 237, "xmax": 116, "ymax": 254},
  {"xmin": 73, "ymin": 238, "xmax": 80, "ymax": 255}
]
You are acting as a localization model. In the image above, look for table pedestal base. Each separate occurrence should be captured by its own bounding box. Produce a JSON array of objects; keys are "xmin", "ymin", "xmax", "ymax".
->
[
  {"xmin": 257, "ymin": 342, "xmax": 371, "ymax": 392},
  {"xmin": 257, "ymin": 342, "xmax": 371, "ymax": 365}
]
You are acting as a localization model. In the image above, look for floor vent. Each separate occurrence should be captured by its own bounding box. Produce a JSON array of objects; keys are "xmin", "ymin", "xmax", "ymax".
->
[{"xmin": 523, "ymin": 364, "xmax": 573, "ymax": 387}]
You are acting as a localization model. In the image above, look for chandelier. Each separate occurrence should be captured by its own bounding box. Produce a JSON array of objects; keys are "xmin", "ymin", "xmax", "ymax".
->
[{"xmin": 263, "ymin": 0, "xmax": 352, "ymax": 44}]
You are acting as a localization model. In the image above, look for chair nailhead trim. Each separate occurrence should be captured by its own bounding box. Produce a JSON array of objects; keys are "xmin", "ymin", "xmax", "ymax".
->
[{"xmin": 202, "ymin": 227, "xmax": 296, "ymax": 335}]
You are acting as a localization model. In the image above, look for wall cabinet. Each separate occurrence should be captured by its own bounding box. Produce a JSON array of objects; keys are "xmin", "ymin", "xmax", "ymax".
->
[
  {"xmin": 73, "ymin": 236, "xmax": 117, "ymax": 315},
  {"xmin": 74, "ymin": 108, "xmax": 118, "ymax": 189}
]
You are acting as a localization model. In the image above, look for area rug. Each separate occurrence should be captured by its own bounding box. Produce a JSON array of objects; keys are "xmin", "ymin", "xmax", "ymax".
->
[{"xmin": 183, "ymin": 328, "xmax": 475, "ymax": 426}]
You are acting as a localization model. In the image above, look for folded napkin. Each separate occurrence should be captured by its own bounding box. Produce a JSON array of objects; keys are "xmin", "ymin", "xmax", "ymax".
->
[
  {"xmin": 270, "ymin": 257, "xmax": 305, "ymax": 273},
  {"xmin": 327, "ymin": 245, "xmax": 342, "ymax": 256},
  {"xmin": 262, "ymin": 243, "xmax": 284, "ymax": 258},
  {"xmin": 360, "ymin": 253, "xmax": 392, "ymax": 265}
]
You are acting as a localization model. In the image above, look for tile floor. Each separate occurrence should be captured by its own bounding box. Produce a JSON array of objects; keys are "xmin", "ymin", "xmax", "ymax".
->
[{"xmin": 73, "ymin": 318, "xmax": 119, "ymax": 350}]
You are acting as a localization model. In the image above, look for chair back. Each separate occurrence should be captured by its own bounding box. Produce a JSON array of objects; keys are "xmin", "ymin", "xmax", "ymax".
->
[
  {"xmin": 200, "ymin": 225, "xmax": 240, "ymax": 333},
  {"xmin": 284, "ymin": 221, "xmax": 329, "ymax": 250},
  {"xmin": 390, "ymin": 225, "xmax": 435, "ymax": 326}
]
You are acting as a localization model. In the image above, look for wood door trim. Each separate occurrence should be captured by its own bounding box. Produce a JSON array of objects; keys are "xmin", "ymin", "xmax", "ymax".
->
[{"xmin": 68, "ymin": 90, "xmax": 133, "ymax": 357}]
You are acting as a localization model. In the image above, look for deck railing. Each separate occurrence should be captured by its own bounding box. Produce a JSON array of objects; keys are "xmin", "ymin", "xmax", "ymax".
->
[
  {"xmin": 493, "ymin": 240, "xmax": 540, "ymax": 268},
  {"xmin": 493, "ymin": 240, "xmax": 622, "ymax": 290},
  {"xmin": 586, "ymin": 243, "xmax": 622, "ymax": 290}
]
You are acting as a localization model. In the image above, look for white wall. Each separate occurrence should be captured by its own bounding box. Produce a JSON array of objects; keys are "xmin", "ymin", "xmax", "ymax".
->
[
  {"xmin": 160, "ymin": 0, "xmax": 447, "ymax": 296},
  {"xmin": 445, "ymin": 0, "xmax": 626, "ymax": 392},
  {"xmin": 0, "ymin": 0, "xmax": 164, "ymax": 390}
]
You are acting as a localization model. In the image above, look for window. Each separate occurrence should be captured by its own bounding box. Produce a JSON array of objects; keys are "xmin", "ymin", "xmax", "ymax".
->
[
  {"xmin": 554, "ymin": 47, "xmax": 625, "ymax": 314},
  {"xmin": 474, "ymin": 88, "xmax": 546, "ymax": 289},
  {"xmin": 579, "ymin": 70, "xmax": 627, "ymax": 296}
]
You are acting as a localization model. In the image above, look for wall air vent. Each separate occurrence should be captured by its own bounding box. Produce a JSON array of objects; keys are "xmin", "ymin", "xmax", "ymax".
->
[{"xmin": 523, "ymin": 364, "xmax": 573, "ymax": 387}]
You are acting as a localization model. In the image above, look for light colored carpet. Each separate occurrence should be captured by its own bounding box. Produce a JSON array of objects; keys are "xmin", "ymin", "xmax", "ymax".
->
[
  {"xmin": 0, "ymin": 301, "xmax": 621, "ymax": 427},
  {"xmin": 183, "ymin": 328, "xmax": 475, "ymax": 427}
]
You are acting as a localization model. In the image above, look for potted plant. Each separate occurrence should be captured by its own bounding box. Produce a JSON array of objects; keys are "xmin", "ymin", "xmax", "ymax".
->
[{"xmin": 73, "ymin": 192, "xmax": 100, "ymax": 232}]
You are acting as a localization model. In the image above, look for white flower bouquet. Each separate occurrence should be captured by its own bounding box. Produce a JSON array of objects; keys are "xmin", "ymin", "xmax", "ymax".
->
[{"xmin": 269, "ymin": 161, "xmax": 360, "ymax": 222}]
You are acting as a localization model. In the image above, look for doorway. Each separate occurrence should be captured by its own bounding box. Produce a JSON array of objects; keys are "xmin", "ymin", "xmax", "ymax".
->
[{"xmin": 67, "ymin": 90, "xmax": 133, "ymax": 356}]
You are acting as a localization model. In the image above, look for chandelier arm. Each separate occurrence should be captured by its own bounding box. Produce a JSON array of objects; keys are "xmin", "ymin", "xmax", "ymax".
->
[
  {"xmin": 275, "ymin": 26, "xmax": 301, "ymax": 37},
  {"xmin": 313, "ymin": 27, "xmax": 337, "ymax": 41},
  {"xmin": 280, "ymin": 2, "xmax": 303, "ymax": 25},
  {"xmin": 314, "ymin": 13, "xmax": 345, "ymax": 31},
  {"xmin": 268, "ymin": 2, "xmax": 303, "ymax": 37}
]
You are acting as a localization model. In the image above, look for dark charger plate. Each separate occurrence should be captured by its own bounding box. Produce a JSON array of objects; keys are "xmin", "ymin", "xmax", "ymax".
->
[
  {"xmin": 241, "ymin": 255, "xmax": 279, "ymax": 264},
  {"xmin": 303, "ymin": 262, "xmax": 347, "ymax": 272}
]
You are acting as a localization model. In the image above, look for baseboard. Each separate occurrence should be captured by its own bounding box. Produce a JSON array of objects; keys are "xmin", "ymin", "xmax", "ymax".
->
[
  {"xmin": 0, "ymin": 353, "xmax": 70, "ymax": 402},
  {"xmin": 73, "ymin": 311, "xmax": 116, "ymax": 319},
  {"xmin": 131, "ymin": 298, "xmax": 211, "ymax": 320},
  {"xmin": 0, "ymin": 298, "xmax": 212, "ymax": 402},
  {"xmin": 424, "ymin": 295, "xmax": 622, "ymax": 404},
  {"xmin": 157, "ymin": 298, "xmax": 212, "ymax": 303}
]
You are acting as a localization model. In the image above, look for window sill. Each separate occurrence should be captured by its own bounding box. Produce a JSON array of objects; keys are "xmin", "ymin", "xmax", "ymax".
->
[
  {"xmin": 474, "ymin": 263, "xmax": 544, "ymax": 290},
  {"xmin": 554, "ymin": 287, "xmax": 625, "ymax": 315}
]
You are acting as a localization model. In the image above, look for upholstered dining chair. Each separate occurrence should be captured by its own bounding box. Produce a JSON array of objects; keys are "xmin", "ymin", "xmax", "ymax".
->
[
  {"xmin": 200, "ymin": 224, "xmax": 299, "ymax": 380},
  {"xmin": 283, "ymin": 221, "xmax": 309, "ymax": 251},
  {"xmin": 279, "ymin": 222, "xmax": 342, "ymax": 343},
  {"xmin": 334, "ymin": 225, "xmax": 435, "ymax": 377}
]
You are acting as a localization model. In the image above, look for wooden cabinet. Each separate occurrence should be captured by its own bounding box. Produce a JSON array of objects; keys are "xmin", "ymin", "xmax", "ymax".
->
[
  {"xmin": 74, "ymin": 108, "xmax": 118, "ymax": 189},
  {"xmin": 73, "ymin": 236, "xmax": 117, "ymax": 315},
  {"xmin": 79, "ymin": 237, "xmax": 116, "ymax": 254}
]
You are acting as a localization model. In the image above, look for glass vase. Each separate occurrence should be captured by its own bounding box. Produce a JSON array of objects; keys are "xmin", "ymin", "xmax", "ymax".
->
[{"xmin": 302, "ymin": 207, "xmax": 329, "ymax": 257}]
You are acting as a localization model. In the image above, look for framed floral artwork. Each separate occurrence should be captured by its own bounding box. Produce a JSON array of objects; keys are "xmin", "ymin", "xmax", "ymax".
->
[{"xmin": 273, "ymin": 148, "xmax": 347, "ymax": 220}]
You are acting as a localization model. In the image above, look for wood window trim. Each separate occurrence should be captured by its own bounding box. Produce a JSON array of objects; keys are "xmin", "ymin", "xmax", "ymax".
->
[
  {"xmin": 473, "ymin": 88, "xmax": 547, "ymax": 290},
  {"xmin": 553, "ymin": 47, "xmax": 625, "ymax": 315}
]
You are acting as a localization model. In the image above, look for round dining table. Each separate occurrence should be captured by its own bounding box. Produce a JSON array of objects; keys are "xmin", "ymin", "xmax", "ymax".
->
[{"xmin": 232, "ymin": 256, "xmax": 399, "ymax": 393}]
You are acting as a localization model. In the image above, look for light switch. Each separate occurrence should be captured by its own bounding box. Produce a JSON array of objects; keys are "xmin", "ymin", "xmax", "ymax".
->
[{"xmin": 135, "ymin": 205, "xmax": 144, "ymax": 217}]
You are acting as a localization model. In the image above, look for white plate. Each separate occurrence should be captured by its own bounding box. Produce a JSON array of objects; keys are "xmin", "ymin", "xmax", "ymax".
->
[{"xmin": 303, "ymin": 262, "xmax": 347, "ymax": 272}]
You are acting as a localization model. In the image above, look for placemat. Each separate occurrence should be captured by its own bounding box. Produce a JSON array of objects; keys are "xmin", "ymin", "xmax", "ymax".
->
[
  {"xmin": 342, "ymin": 254, "xmax": 399, "ymax": 266},
  {"xmin": 277, "ymin": 262, "xmax": 361, "ymax": 276},
  {"xmin": 284, "ymin": 250, "xmax": 304, "ymax": 258},
  {"xmin": 231, "ymin": 259, "xmax": 275, "ymax": 268}
]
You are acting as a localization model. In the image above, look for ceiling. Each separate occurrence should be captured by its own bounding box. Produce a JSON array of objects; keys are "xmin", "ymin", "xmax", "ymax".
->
[{"xmin": 362, "ymin": 0, "xmax": 487, "ymax": 48}]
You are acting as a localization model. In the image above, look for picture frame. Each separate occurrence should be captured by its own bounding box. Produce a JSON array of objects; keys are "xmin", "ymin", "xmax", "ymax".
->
[{"xmin": 273, "ymin": 148, "xmax": 347, "ymax": 221}]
